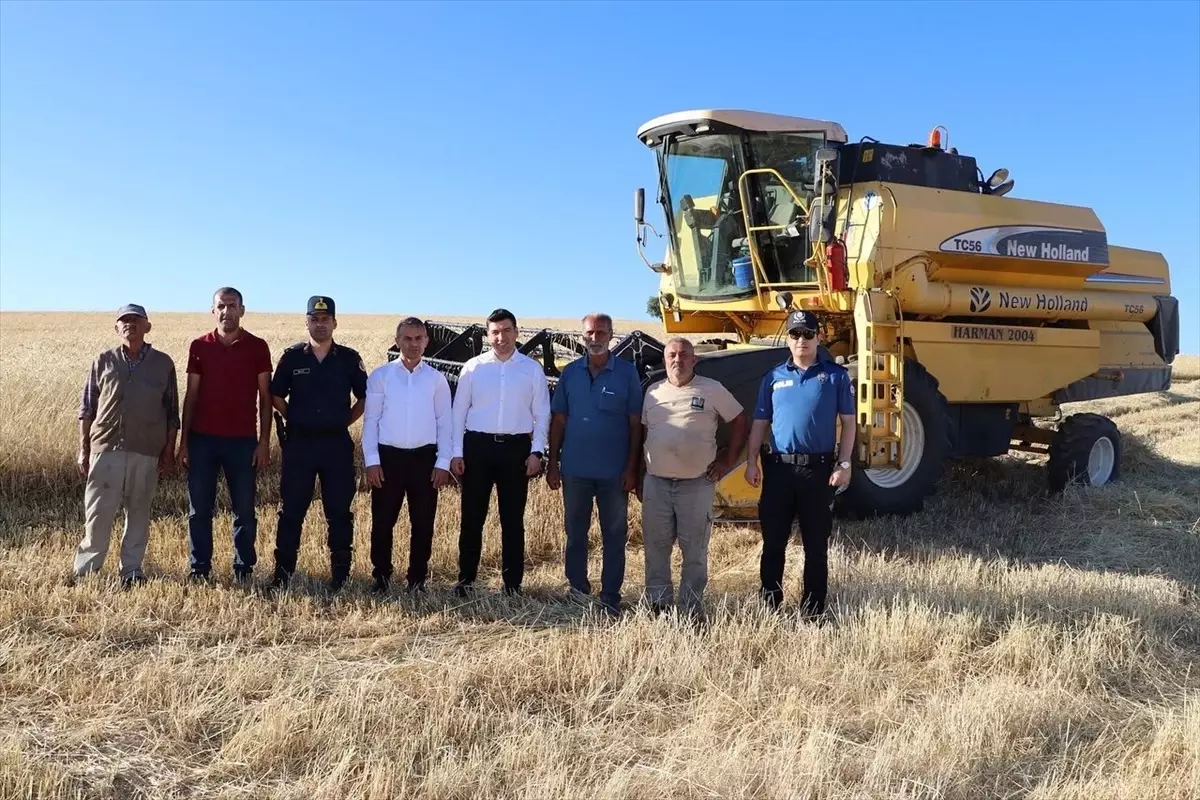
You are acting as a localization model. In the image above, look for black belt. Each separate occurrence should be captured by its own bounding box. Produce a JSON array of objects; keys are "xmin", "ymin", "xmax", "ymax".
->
[
  {"xmin": 767, "ymin": 452, "xmax": 835, "ymax": 466},
  {"xmin": 466, "ymin": 430, "xmax": 531, "ymax": 442}
]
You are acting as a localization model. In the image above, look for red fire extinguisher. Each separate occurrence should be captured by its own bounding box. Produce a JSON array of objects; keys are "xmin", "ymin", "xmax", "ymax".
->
[{"xmin": 825, "ymin": 238, "xmax": 848, "ymax": 291}]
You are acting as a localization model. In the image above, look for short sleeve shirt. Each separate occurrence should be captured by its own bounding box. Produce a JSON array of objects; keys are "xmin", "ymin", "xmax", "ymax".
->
[
  {"xmin": 752, "ymin": 359, "xmax": 854, "ymax": 454},
  {"xmin": 642, "ymin": 375, "xmax": 743, "ymax": 480},
  {"xmin": 270, "ymin": 341, "xmax": 368, "ymax": 432},
  {"xmin": 186, "ymin": 329, "xmax": 272, "ymax": 438},
  {"xmin": 550, "ymin": 355, "xmax": 642, "ymax": 480}
]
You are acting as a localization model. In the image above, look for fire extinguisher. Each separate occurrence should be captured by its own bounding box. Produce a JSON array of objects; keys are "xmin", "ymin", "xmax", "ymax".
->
[{"xmin": 825, "ymin": 238, "xmax": 848, "ymax": 291}]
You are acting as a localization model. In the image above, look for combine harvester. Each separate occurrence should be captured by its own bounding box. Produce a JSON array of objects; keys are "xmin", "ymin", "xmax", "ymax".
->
[
  {"xmin": 628, "ymin": 109, "xmax": 1181, "ymax": 519},
  {"xmin": 394, "ymin": 109, "xmax": 1181, "ymax": 521}
]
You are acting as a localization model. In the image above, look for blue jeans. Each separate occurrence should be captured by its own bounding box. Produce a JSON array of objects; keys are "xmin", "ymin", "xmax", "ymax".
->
[
  {"xmin": 187, "ymin": 432, "xmax": 259, "ymax": 575},
  {"xmin": 562, "ymin": 475, "xmax": 628, "ymax": 605}
]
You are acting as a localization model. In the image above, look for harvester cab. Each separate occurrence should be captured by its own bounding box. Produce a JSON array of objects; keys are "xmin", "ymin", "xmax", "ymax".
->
[{"xmin": 634, "ymin": 109, "xmax": 1181, "ymax": 520}]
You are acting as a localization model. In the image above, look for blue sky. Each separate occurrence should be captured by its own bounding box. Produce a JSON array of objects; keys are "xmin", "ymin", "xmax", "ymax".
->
[{"xmin": 1, "ymin": 0, "xmax": 1197, "ymax": 351}]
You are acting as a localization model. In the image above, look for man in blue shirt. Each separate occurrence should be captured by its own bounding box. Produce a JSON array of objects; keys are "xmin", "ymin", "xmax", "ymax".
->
[
  {"xmin": 545, "ymin": 312, "xmax": 643, "ymax": 616},
  {"xmin": 745, "ymin": 310, "xmax": 856, "ymax": 619}
]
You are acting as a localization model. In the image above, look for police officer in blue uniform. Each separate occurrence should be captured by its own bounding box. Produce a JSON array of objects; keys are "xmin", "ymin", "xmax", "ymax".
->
[
  {"xmin": 269, "ymin": 296, "xmax": 368, "ymax": 591},
  {"xmin": 745, "ymin": 310, "xmax": 856, "ymax": 619}
]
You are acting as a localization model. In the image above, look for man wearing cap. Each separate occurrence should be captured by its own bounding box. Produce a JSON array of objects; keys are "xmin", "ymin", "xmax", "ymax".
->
[
  {"xmin": 268, "ymin": 296, "xmax": 368, "ymax": 591},
  {"xmin": 179, "ymin": 287, "xmax": 273, "ymax": 584},
  {"xmin": 72, "ymin": 304, "xmax": 180, "ymax": 588},
  {"xmin": 744, "ymin": 310, "xmax": 856, "ymax": 620}
]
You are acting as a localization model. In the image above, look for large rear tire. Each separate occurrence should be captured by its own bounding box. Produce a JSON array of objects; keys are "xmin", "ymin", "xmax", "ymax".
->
[
  {"xmin": 837, "ymin": 358, "xmax": 952, "ymax": 518},
  {"xmin": 1046, "ymin": 413, "xmax": 1122, "ymax": 491}
]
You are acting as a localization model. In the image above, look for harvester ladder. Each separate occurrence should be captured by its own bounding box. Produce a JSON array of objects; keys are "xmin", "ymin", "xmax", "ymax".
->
[{"xmin": 854, "ymin": 289, "xmax": 905, "ymax": 469}]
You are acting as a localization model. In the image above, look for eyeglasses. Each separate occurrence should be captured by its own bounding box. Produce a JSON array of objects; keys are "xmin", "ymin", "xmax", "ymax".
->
[{"xmin": 788, "ymin": 329, "xmax": 817, "ymax": 340}]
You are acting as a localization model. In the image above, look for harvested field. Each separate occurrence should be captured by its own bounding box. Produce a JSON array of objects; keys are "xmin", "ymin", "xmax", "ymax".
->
[{"xmin": 2, "ymin": 311, "xmax": 1197, "ymax": 799}]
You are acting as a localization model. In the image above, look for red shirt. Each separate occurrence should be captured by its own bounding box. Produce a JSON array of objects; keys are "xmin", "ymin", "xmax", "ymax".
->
[{"xmin": 186, "ymin": 329, "xmax": 273, "ymax": 438}]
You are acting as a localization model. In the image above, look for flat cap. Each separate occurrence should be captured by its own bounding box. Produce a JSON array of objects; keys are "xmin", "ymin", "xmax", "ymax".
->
[{"xmin": 116, "ymin": 303, "xmax": 148, "ymax": 320}]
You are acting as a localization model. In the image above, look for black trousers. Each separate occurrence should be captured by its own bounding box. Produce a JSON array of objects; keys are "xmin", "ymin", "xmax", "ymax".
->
[
  {"xmin": 370, "ymin": 444, "xmax": 438, "ymax": 585},
  {"xmin": 458, "ymin": 431, "xmax": 531, "ymax": 589},
  {"xmin": 758, "ymin": 458, "xmax": 835, "ymax": 615},
  {"xmin": 274, "ymin": 430, "xmax": 355, "ymax": 578}
]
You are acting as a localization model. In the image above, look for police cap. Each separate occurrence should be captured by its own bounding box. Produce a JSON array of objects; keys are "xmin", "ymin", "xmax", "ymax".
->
[
  {"xmin": 307, "ymin": 296, "xmax": 335, "ymax": 316},
  {"xmin": 786, "ymin": 309, "xmax": 819, "ymax": 332}
]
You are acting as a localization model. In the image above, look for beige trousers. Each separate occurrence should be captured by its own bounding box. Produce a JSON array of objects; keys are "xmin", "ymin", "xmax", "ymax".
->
[
  {"xmin": 74, "ymin": 451, "xmax": 160, "ymax": 579},
  {"xmin": 641, "ymin": 474, "xmax": 716, "ymax": 612}
]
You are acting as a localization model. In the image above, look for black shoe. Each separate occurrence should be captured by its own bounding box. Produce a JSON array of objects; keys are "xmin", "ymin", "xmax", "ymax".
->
[
  {"xmin": 271, "ymin": 568, "xmax": 291, "ymax": 589},
  {"xmin": 502, "ymin": 585, "xmax": 522, "ymax": 597},
  {"xmin": 371, "ymin": 576, "xmax": 389, "ymax": 595},
  {"xmin": 189, "ymin": 571, "xmax": 212, "ymax": 585},
  {"xmin": 405, "ymin": 581, "xmax": 427, "ymax": 596},
  {"xmin": 120, "ymin": 575, "xmax": 146, "ymax": 591},
  {"xmin": 329, "ymin": 574, "xmax": 349, "ymax": 593},
  {"xmin": 452, "ymin": 581, "xmax": 472, "ymax": 598}
]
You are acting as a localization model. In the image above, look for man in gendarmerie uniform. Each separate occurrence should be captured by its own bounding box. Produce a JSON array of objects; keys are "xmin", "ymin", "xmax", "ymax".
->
[{"xmin": 269, "ymin": 295, "xmax": 368, "ymax": 592}]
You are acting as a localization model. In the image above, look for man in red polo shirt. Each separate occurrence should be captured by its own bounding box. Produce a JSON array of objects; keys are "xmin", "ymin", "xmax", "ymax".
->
[{"xmin": 180, "ymin": 286, "xmax": 273, "ymax": 582}]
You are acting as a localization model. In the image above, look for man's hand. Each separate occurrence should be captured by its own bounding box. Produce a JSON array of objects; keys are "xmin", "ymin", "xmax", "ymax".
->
[
  {"xmin": 705, "ymin": 458, "xmax": 733, "ymax": 483},
  {"xmin": 178, "ymin": 444, "xmax": 189, "ymax": 470},
  {"xmin": 158, "ymin": 449, "xmax": 175, "ymax": 475},
  {"xmin": 545, "ymin": 462, "xmax": 561, "ymax": 490},
  {"xmin": 450, "ymin": 457, "xmax": 465, "ymax": 477},
  {"xmin": 745, "ymin": 461, "xmax": 761, "ymax": 488},
  {"xmin": 621, "ymin": 466, "xmax": 637, "ymax": 493},
  {"xmin": 432, "ymin": 467, "xmax": 452, "ymax": 489},
  {"xmin": 77, "ymin": 449, "xmax": 90, "ymax": 479},
  {"xmin": 366, "ymin": 465, "xmax": 384, "ymax": 489},
  {"xmin": 634, "ymin": 476, "xmax": 644, "ymax": 503},
  {"xmin": 524, "ymin": 454, "xmax": 542, "ymax": 478},
  {"xmin": 253, "ymin": 441, "xmax": 270, "ymax": 469},
  {"xmin": 829, "ymin": 465, "xmax": 851, "ymax": 488}
]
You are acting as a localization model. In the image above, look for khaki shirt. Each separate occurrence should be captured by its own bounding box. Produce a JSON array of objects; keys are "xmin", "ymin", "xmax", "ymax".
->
[{"xmin": 642, "ymin": 375, "xmax": 743, "ymax": 480}]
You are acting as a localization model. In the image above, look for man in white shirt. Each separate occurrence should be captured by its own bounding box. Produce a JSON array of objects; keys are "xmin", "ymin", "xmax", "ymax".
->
[
  {"xmin": 362, "ymin": 317, "xmax": 453, "ymax": 595},
  {"xmin": 450, "ymin": 308, "xmax": 550, "ymax": 596}
]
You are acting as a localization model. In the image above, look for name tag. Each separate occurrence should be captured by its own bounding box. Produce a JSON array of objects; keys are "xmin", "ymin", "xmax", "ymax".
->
[
  {"xmin": 773, "ymin": 379, "xmax": 794, "ymax": 390},
  {"xmin": 690, "ymin": 397, "xmax": 705, "ymax": 410},
  {"xmin": 293, "ymin": 368, "xmax": 311, "ymax": 375}
]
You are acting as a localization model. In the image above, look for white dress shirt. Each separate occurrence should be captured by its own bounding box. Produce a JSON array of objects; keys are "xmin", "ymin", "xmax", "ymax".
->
[
  {"xmin": 451, "ymin": 349, "xmax": 550, "ymax": 457},
  {"xmin": 362, "ymin": 358, "xmax": 453, "ymax": 471}
]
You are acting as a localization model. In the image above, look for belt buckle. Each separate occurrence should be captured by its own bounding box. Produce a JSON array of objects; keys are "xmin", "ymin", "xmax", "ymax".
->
[{"xmin": 493, "ymin": 433, "xmax": 506, "ymax": 442}]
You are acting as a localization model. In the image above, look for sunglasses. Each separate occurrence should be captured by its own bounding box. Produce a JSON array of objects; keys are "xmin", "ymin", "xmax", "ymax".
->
[{"xmin": 788, "ymin": 328, "xmax": 817, "ymax": 340}]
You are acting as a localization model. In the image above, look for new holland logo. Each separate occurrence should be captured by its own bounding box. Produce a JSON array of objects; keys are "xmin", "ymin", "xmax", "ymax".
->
[{"xmin": 970, "ymin": 286, "xmax": 992, "ymax": 313}]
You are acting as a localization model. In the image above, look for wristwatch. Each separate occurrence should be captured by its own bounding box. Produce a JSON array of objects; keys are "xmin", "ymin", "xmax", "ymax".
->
[{"xmin": 838, "ymin": 460, "xmax": 851, "ymax": 470}]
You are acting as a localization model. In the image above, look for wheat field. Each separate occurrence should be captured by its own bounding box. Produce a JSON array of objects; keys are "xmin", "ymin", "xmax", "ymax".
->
[{"xmin": 1, "ymin": 310, "xmax": 1197, "ymax": 800}]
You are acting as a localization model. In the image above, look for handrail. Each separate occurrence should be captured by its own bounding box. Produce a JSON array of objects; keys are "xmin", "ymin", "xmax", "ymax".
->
[{"xmin": 735, "ymin": 167, "xmax": 832, "ymax": 309}]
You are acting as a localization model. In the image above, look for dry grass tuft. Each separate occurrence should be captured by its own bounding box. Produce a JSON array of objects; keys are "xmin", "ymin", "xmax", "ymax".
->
[{"xmin": 2, "ymin": 313, "xmax": 1198, "ymax": 799}]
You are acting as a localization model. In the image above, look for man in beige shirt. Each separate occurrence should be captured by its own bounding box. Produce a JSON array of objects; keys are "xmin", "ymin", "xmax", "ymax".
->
[
  {"xmin": 638, "ymin": 337, "xmax": 746, "ymax": 618},
  {"xmin": 73, "ymin": 304, "xmax": 180, "ymax": 588}
]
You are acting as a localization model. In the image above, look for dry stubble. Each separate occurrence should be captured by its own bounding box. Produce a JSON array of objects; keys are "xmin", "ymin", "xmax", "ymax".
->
[{"xmin": 1, "ymin": 312, "xmax": 1198, "ymax": 799}]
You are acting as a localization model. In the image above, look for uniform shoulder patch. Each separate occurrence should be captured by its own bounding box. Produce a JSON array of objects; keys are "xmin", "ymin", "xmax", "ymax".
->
[{"xmin": 284, "ymin": 341, "xmax": 307, "ymax": 352}]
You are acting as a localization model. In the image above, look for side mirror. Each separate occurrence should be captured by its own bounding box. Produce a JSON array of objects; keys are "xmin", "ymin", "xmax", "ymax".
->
[
  {"xmin": 816, "ymin": 147, "xmax": 838, "ymax": 165},
  {"xmin": 990, "ymin": 179, "xmax": 1015, "ymax": 197},
  {"xmin": 987, "ymin": 168, "xmax": 1009, "ymax": 188},
  {"xmin": 635, "ymin": 188, "xmax": 645, "ymax": 224}
]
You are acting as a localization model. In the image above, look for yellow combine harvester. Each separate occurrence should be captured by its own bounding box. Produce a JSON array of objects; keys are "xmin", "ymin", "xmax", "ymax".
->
[{"xmin": 632, "ymin": 109, "xmax": 1182, "ymax": 519}]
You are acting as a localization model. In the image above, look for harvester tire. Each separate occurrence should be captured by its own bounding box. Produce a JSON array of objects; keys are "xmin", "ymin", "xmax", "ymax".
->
[
  {"xmin": 1046, "ymin": 413, "xmax": 1122, "ymax": 492},
  {"xmin": 838, "ymin": 358, "xmax": 952, "ymax": 518}
]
